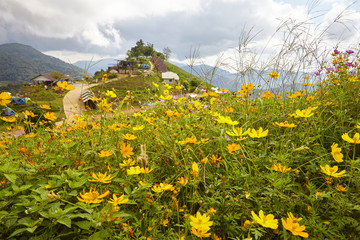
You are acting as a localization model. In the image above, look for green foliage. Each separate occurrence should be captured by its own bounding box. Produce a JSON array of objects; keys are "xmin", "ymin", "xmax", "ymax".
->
[
  {"xmin": 1, "ymin": 49, "xmax": 360, "ymax": 239},
  {"xmin": 0, "ymin": 43, "xmax": 83, "ymax": 84},
  {"xmin": 126, "ymin": 39, "xmax": 164, "ymax": 59}
]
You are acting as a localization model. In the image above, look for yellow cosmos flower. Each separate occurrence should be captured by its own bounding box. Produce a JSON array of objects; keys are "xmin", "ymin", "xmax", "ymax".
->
[
  {"xmin": 227, "ymin": 143, "xmax": 241, "ymax": 154},
  {"xmin": 25, "ymin": 133, "xmax": 37, "ymax": 138},
  {"xmin": 331, "ymin": 143, "xmax": 343, "ymax": 162},
  {"xmin": 320, "ymin": 165, "xmax": 346, "ymax": 178},
  {"xmin": 177, "ymin": 177, "xmax": 188, "ymax": 186},
  {"xmin": 152, "ymin": 82, "xmax": 159, "ymax": 88},
  {"xmin": 119, "ymin": 158, "xmax": 136, "ymax": 167},
  {"xmin": 226, "ymin": 127, "xmax": 249, "ymax": 140},
  {"xmin": 241, "ymin": 82, "xmax": 255, "ymax": 92},
  {"xmin": 269, "ymin": 71, "xmax": 279, "ymax": 79},
  {"xmin": 123, "ymin": 134, "xmax": 137, "ymax": 140},
  {"xmin": 342, "ymin": 132, "xmax": 360, "ymax": 144},
  {"xmin": 40, "ymin": 104, "xmax": 51, "ymax": 110},
  {"xmin": 190, "ymin": 212, "xmax": 213, "ymax": 232},
  {"xmin": 191, "ymin": 162, "xmax": 199, "ymax": 177},
  {"xmin": 44, "ymin": 112, "xmax": 57, "ymax": 121},
  {"xmin": 191, "ymin": 227, "xmax": 211, "ymax": 238},
  {"xmin": 159, "ymin": 183, "xmax": 174, "ymax": 191},
  {"xmin": 179, "ymin": 136, "xmax": 200, "ymax": 144},
  {"xmin": 261, "ymin": 90, "xmax": 275, "ymax": 99},
  {"xmin": 127, "ymin": 166, "xmax": 142, "ymax": 175},
  {"xmin": 77, "ymin": 187, "xmax": 110, "ymax": 204},
  {"xmin": 0, "ymin": 116, "xmax": 16, "ymax": 122},
  {"xmin": 133, "ymin": 125, "xmax": 145, "ymax": 131},
  {"xmin": 248, "ymin": 127, "xmax": 268, "ymax": 138},
  {"xmin": 281, "ymin": 215, "xmax": 309, "ymax": 238},
  {"xmin": 23, "ymin": 110, "xmax": 37, "ymax": 117},
  {"xmin": 108, "ymin": 194, "xmax": 129, "ymax": 206},
  {"xmin": 152, "ymin": 184, "xmax": 163, "ymax": 193},
  {"xmin": 295, "ymin": 107, "xmax": 315, "ymax": 118},
  {"xmin": 251, "ymin": 210, "xmax": 278, "ymax": 229},
  {"xmin": 217, "ymin": 115, "xmax": 239, "ymax": 125},
  {"xmin": 106, "ymin": 90, "xmax": 117, "ymax": 98},
  {"xmin": 57, "ymin": 81, "xmax": 75, "ymax": 91},
  {"xmin": 88, "ymin": 172, "xmax": 113, "ymax": 184},
  {"xmin": 268, "ymin": 163, "xmax": 292, "ymax": 173},
  {"xmin": 120, "ymin": 142, "xmax": 134, "ymax": 158},
  {"xmin": 335, "ymin": 184, "xmax": 348, "ymax": 192},
  {"xmin": 0, "ymin": 92, "xmax": 11, "ymax": 106},
  {"xmin": 98, "ymin": 150, "xmax": 113, "ymax": 158},
  {"xmin": 274, "ymin": 121, "xmax": 297, "ymax": 128}
]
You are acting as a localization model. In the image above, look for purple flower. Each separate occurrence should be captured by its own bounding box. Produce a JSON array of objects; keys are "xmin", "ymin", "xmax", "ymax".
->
[
  {"xmin": 326, "ymin": 67, "xmax": 335, "ymax": 72},
  {"xmin": 225, "ymin": 135, "xmax": 231, "ymax": 141},
  {"xmin": 346, "ymin": 62, "xmax": 355, "ymax": 67},
  {"xmin": 315, "ymin": 69, "xmax": 322, "ymax": 76},
  {"xmin": 200, "ymin": 88, "xmax": 207, "ymax": 92},
  {"xmin": 346, "ymin": 50, "xmax": 354, "ymax": 54},
  {"xmin": 334, "ymin": 49, "xmax": 340, "ymax": 54}
]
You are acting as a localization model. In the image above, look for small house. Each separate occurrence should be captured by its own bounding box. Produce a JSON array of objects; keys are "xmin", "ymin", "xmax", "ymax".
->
[
  {"xmin": 162, "ymin": 72, "xmax": 179, "ymax": 84},
  {"xmin": 31, "ymin": 74, "xmax": 58, "ymax": 86}
]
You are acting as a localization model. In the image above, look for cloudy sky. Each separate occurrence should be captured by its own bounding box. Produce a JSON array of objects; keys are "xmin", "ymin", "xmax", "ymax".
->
[{"xmin": 0, "ymin": 0, "xmax": 359, "ymax": 68}]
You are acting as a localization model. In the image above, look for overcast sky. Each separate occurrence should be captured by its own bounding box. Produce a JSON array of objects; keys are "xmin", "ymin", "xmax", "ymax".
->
[{"xmin": 0, "ymin": 0, "xmax": 359, "ymax": 68}]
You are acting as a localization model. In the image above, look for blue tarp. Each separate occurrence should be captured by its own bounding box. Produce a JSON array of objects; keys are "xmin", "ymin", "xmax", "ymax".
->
[
  {"xmin": 1, "ymin": 108, "xmax": 15, "ymax": 116},
  {"xmin": 10, "ymin": 97, "xmax": 26, "ymax": 104}
]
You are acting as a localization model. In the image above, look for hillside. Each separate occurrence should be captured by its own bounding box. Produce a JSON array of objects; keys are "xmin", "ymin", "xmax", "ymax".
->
[{"xmin": 0, "ymin": 43, "xmax": 83, "ymax": 83}]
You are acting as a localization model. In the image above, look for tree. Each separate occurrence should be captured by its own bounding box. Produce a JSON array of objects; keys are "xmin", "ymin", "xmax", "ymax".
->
[{"xmin": 163, "ymin": 47, "xmax": 171, "ymax": 61}]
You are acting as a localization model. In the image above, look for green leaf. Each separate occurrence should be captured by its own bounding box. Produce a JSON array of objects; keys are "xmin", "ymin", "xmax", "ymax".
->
[
  {"xmin": 68, "ymin": 176, "xmax": 89, "ymax": 189},
  {"xmin": 4, "ymin": 173, "xmax": 17, "ymax": 184},
  {"xmin": 26, "ymin": 226, "xmax": 38, "ymax": 233},
  {"xmin": 8, "ymin": 228, "xmax": 28, "ymax": 238},
  {"xmin": 57, "ymin": 216, "xmax": 71, "ymax": 228},
  {"xmin": 74, "ymin": 220, "xmax": 92, "ymax": 230}
]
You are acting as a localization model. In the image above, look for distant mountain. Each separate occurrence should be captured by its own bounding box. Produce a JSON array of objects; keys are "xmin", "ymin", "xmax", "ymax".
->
[
  {"xmin": 74, "ymin": 58, "xmax": 118, "ymax": 75},
  {"xmin": 0, "ymin": 43, "xmax": 83, "ymax": 83}
]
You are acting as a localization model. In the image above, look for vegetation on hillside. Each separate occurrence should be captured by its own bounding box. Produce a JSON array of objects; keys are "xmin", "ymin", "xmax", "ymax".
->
[
  {"xmin": 0, "ymin": 48, "xmax": 360, "ymax": 239},
  {"xmin": 0, "ymin": 43, "xmax": 83, "ymax": 84},
  {"xmin": 127, "ymin": 40, "xmax": 164, "ymax": 59}
]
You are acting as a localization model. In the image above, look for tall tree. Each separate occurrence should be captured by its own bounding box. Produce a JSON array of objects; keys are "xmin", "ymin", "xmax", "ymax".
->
[{"xmin": 163, "ymin": 47, "xmax": 171, "ymax": 61}]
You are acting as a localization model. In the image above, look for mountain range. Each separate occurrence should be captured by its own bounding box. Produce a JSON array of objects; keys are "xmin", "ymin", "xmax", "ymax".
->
[{"xmin": 0, "ymin": 43, "xmax": 83, "ymax": 84}]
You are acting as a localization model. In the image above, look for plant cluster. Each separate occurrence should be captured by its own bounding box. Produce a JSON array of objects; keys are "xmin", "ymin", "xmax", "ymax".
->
[{"xmin": 0, "ymin": 50, "xmax": 360, "ymax": 239}]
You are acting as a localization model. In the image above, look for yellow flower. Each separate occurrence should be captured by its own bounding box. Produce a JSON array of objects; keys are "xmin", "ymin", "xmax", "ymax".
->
[
  {"xmin": 44, "ymin": 112, "xmax": 57, "ymax": 121},
  {"xmin": 217, "ymin": 115, "xmax": 239, "ymax": 125},
  {"xmin": 269, "ymin": 71, "xmax": 279, "ymax": 79},
  {"xmin": 25, "ymin": 133, "xmax": 37, "ymax": 138},
  {"xmin": 108, "ymin": 194, "xmax": 129, "ymax": 206},
  {"xmin": 226, "ymin": 127, "xmax": 249, "ymax": 140},
  {"xmin": 268, "ymin": 163, "xmax": 292, "ymax": 173},
  {"xmin": 248, "ymin": 127, "xmax": 268, "ymax": 138},
  {"xmin": 88, "ymin": 172, "xmax": 113, "ymax": 184},
  {"xmin": 281, "ymin": 216, "xmax": 308, "ymax": 238},
  {"xmin": 23, "ymin": 110, "xmax": 37, "ymax": 117},
  {"xmin": 227, "ymin": 143, "xmax": 241, "ymax": 154},
  {"xmin": 140, "ymin": 167, "xmax": 153, "ymax": 174},
  {"xmin": 133, "ymin": 125, "xmax": 145, "ymax": 131},
  {"xmin": 40, "ymin": 104, "xmax": 51, "ymax": 110},
  {"xmin": 190, "ymin": 212, "xmax": 213, "ymax": 232},
  {"xmin": 320, "ymin": 165, "xmax": 346, "ymax": 178},
  {"xmin": 331, "ymin": 143, "xmax": 343, "ymax": 162},
  {"xmin": 152, "ymin": 184, "xmax": 163, "ymax": 193},
  {"xmin": 191, "ymin": 162, "xmax": 199, "ymax": 177},
  {"xmin": 179, "ymin": 136, "xmax": 200, "ymax": 144},
  {"xmin": 295, "ymin": 107, "xmax": 314, "ymax": 118},
  {"xmin": 120, "ymin": 142, "xmax": 134, "ymax": 158},
  {"xmin": 77, "ymin": 187, "xmax": 109, "ymax": 204},
  {"xmin": 177, "ymin": 177, "xmax": 188, "ymax": 186},
  {"xmin": 335, "ymin": 184, "xmax": 348, "ymax": 192},
  {"xmin": 241, "ymin": 82, "xmax": 255, "ymax": 92},
  {"xmin": 251, "ymin": 210, "xmax": 278, "ymax": 229},
  {"xmin": 191, "ymin": 227, "xmax": 211, "ymax": 238},
  {"xmin": 261, "ymin": 90, "xmax": 275, "ymax": 99},
  {"xmin": 274, "ymin": 121, "xmax": 297, "ymax": 128},
  {"xmin": 119, "ymin": 158, "xmax": 136, "ymax": 167},
  {"xmin": 106, "ymin": 90, "xmax": 117, "ymax": 98},
  {"xmin": 0, "ymin": 116, "xmax": 16, "ymax": 122},
  {"xmin": 160, "ymin": 183, "xmax": 174, "ymax": 191},
  {"xmin": 152, "ymin": 82, "xmax": 159, "ymax": 88},
  {"xmin": 0, "ymin": 92, "xmax": 11, "ymax": 106},
  {"xmin": 355, "ymin": 123, "xmax": 360, "ymax": 129},
  {"xmin": 342, "ymin": 132, "xmax": 360, "ymax": 144},
  {"xmin": 224, "ymin": 107, "xmax": 234, "ymax": 113},
  {"xmin": 98, "ymin": 150, "xmax": 113, "ymax": 157},
  {"xmin": 123, "ymin": 134, "xmax": 137, "ymax": 140},
  {"xmin": 127, "ymin": 166, "xmax": 142, "ymax": 175}
]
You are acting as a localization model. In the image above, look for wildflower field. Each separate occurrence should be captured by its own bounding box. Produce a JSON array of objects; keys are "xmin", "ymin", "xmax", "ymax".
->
[{"xmin": 1, "ymin": 50, "xmax": 360, "ymax": 239}]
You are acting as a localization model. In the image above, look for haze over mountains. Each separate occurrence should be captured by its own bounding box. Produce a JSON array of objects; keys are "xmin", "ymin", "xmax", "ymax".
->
[{"xmin": 0, "ymin": 43, "xmax": 83, "ymax": 84}]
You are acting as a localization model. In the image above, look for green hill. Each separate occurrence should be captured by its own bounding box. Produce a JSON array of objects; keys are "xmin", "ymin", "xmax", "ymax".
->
[{"xmin": 0, "ymin": 43, "xmax": 83, "ymax": 84}]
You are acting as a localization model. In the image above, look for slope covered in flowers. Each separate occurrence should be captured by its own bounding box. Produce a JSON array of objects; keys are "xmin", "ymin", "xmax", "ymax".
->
[{"xmin": 0, "ymin": 50, "xmax": 360, "ymax": 239}]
